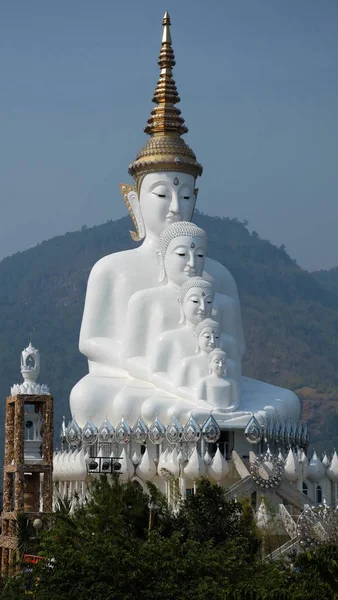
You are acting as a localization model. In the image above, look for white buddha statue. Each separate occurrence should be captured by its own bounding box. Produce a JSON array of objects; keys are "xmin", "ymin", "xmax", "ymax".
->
[
  {"xmin": 70, "ymin": 12, "xmax": 300, "ymax": 428},
  {"xmin": 196, "ymin": 349, "xmax": 238, "ymax": 411},
  {"xmin": 123, "ymin": 221, "xmax": 207, "ymax": 379},
  {"xmin": 174, "ymin": 318, "xmax": 221, "ymax": 389},
  {"xmin": 151, "ymin": 277, "xmax": 215, "ymax": 385}
]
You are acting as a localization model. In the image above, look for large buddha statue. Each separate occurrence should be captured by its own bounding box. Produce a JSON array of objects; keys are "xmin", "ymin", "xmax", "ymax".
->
[{"xmin": 70, "ymin": 12, "xmax": 300, "ymax": 429}]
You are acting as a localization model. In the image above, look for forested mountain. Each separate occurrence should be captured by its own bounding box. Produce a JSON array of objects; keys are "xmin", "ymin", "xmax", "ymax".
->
[
  {"xmin": 0, "ymin": 211, "xmax": 337, "ymax": 450},
  {"xmin": 313, "ymin": 267, "xmax": 338, "ymax": 298}
]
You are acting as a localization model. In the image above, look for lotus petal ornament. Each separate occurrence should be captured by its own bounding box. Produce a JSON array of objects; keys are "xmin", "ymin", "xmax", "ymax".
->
[
  {"xmin": 66, "ymin": 418, "xmax": 82, "ymax": 447},
  {"xmin": 203, "ymin": 450, "xmax": 212, "ymax": 465},
  {"xmin": 307, "ymin": 450, "xmax": 325, "ymax": 483},
  {"xmin": 322, "ymin": 452, "xmax": 330, "ymax": 468},
  {"xmin": 115, "ymin": 417, "xmax": 132, "ymax": 444},
  {"xmin": 182, "ymin": 414, "xmax": 201, "ymax": 443},
  {"xmin": 207, "ymin": 447, "xmax": 229, "ymax": 482},
  {"xmin": 148, "ymin": 417, "xmax": 166, "ymax": 444},
  {"xmin": 299, "ymin": 449, "xmax": 309, "ymax": 478},
  {"xmin": 118, "ymin": 447, "xmax": 134, "ymax": 482},
  {"xmin": 177, "ymin": 449, "xmax": 186, "ymax": 464},
  {"xmin": 184, "ymin": 447, "xmax": 205, "ymax": 479},
  {"xmin": 244, "ymin": 415, "xmax": 262, "ymax": 444},
  {"xmin": 202, "ymin": 415, "xmax": 220, "ymax": 443},
  {"xmin": 166, "ymin": 448, "xmax": 180, "ymax": 478},
  {"xmin": 136, "ymin": 449, "xmax": 157, "ymax": 481},
  {"xmin": 284, "ymin": 448, "xmax": 301, "ymax": 483},
  {"xmin": 158, "ymin": 449, "xmax": 169, "ymax": 478},
  {"xmin": 132, "ymin": 417, "xmax": 148, "ymax": 444},
  {"xmin": 166, "ymin": 415, "xmax": 183, "ymax": 444},
  {"xmin": 82, "ymin": 418, "xmax": 98, "ymax": 446},
  {"xmin": 327, "ymin": 451, "xmax": 338, "ymax": 483},
  {"xmin": 132, "ymin": 451, "xmax": 140, "ymax": 465},
  {"xmin": 98, "ymin": 418, "xmax": 115, "ymax": 444}
]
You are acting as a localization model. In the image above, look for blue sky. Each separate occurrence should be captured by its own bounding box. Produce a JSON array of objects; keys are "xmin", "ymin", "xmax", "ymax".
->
[{"xmin": 1, "ymin": 0, "xmax": 337, "ymax": 270}]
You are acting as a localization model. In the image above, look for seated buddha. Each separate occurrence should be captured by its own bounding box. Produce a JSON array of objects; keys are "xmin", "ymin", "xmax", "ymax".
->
[
  {"xmin": 151, "ymin": 277, "xmax": 215, "ymax": 383},
  {"xmin": 70, "ymin": 13, "xmax": 300, "ymax": 428},
  {"xmin": 196, "ymin": 349, "xmax": 238, "ymax": 411},
  {"xmin": 174, "ymin": 318, "xmax": 237, "ymax": 388},
  {"xmin": 123, "ymin": 221, "xmax": 208, "ymax": 380}
]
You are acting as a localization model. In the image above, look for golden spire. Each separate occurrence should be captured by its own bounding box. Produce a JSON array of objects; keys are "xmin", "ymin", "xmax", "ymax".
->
[
  {"xmin": 144, "ymin": 12, "xmax": 187, "ymax": 136},
  {"xmin": 128, "ymin": 12, "xmax": 202, "ymax": 183}
]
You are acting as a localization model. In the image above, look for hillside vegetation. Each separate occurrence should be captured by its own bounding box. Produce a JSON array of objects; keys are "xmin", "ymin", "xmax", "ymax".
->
[{"xmin": 0, "ymin": 211, "xmax": 337, "ymax": 448}]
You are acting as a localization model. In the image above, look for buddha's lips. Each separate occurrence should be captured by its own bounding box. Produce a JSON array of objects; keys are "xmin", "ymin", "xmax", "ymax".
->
[
  {"xmin": 184, "ymin": 267, "xmax": 196, "ymax": 276},
  {"xmin": 166, "ymin": 214, "xmax": 181, "ymax": 222}
]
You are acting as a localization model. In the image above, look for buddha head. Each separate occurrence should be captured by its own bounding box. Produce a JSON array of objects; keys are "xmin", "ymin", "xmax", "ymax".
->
[
  {"xmin": 178, "ymin": 277, "xmax": 214, "ymax": 326},
  {"xmin": 156, "ymin": 221, "xmax": 207, "ymax": 286},
  {"xmin": 208, "ymin": 349, "xmax": 227, "ymax": 378},
  {"xmin": 120, "ymin": 13, "xmax": 202, "ymax": 242},
  {"xmin": 195, "ymin": 318, "xmax": 220, "ymax": 354}
]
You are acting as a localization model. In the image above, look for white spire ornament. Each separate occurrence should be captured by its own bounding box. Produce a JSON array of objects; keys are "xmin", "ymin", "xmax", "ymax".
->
[
  {"xmin": 284, "ymin": 448, "xmax": 301, "ymax": 483},
  {"xmin": 326, "ymin": 451, "xmax": 338, "ymax": 483},
  {"xmin": 184, "ymin": 447, "xmax": 206, "ymax": 480},
  {"xmin": 136, "ymin": 448, "xmax": 157, "ymax": 481},
  {"xmin": 11, "ymin": 342, "xmax": 50, "ymax": 395},
  {"xmin": 307, "ymin": 450, "xmax": 325, "ymax": 483},
  {"xmin": 207, "ymin": 447, "xmax": 229, "ymax": 482}
]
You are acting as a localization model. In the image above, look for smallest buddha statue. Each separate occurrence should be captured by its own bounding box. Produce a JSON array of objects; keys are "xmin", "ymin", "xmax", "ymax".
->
[{"xmin": 196, "ymin": 349, "xmax": 239, "ymax": 411}]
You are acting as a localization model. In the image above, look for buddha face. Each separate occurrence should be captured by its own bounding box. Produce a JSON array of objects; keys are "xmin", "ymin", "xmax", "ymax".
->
[
  {"xmin": 198, "ymin": 326, "xmax": 220, "ymax": 354},
  {"xmin": 139, "ymin": 172, "xmax": 196, "ymax": 238},
  {"xmin": 182, "ymin": 286, "xmax": 214, "ymax": 326},
  {"xmin": 163, "ymin": 235, "xmax": 206, "ymax": 286},
  {"xmin": 209, "ymin": 353, "xmax": 226, "ymax": 377}
]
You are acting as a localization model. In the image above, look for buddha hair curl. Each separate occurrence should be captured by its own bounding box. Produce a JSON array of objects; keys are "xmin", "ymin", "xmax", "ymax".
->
[{"xmin": 159, "ymin": 222, "xmax": 207, "ymax": 259}]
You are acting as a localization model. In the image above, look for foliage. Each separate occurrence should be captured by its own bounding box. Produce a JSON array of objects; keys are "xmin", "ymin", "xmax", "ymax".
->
[
  {"xmin": 13, "ymin": 512, "xmax": 38, "ymax": 558},
  {"xmin": 175, "ymin": 477, "xmax": 257, "ymax": 550},
  {"xmin": 0, "ymin": 478, "xmax": 338, "ymax": 599}
]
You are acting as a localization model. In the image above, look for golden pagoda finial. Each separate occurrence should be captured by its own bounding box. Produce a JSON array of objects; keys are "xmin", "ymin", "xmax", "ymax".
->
[
  {"xmin": 128, "ymin": 12, "xmax": 202, "ymax": 183},
  {"xmin": 162, "ymin": 11, "xmax": 172, "ymax": 44},
  {"xmin": 144, "ymin": 11, "xmax": 187, "ymax": 137}
]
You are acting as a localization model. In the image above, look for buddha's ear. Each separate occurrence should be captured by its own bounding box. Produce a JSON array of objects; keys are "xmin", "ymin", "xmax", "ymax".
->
[
  {"xmin": 177, "ymin": 297, "xmax": 185, "ymax": 325},
  {"xmin": 191, "ymin": 187, "xmax": 198, "ymax": 219},
  {"xmin": 119, "ymin": 183, "xmax": 145, "ymax": 242},
  {"xmin": 156, "ymin": 249, "xmax": 166, "ymax": 283}
]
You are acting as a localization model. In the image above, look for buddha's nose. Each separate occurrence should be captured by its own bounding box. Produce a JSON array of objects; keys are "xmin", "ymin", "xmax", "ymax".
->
[
  {"xmin": 199, "ymin": 298, "xmax": 205, "ymax": 311},
  {"xmin": 169, "ymin": 192, "xmax": 179, "ymax": 214},
  {"xmin": 187, "ymin": 252, "xmax": 195, "ymax": 268}
]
